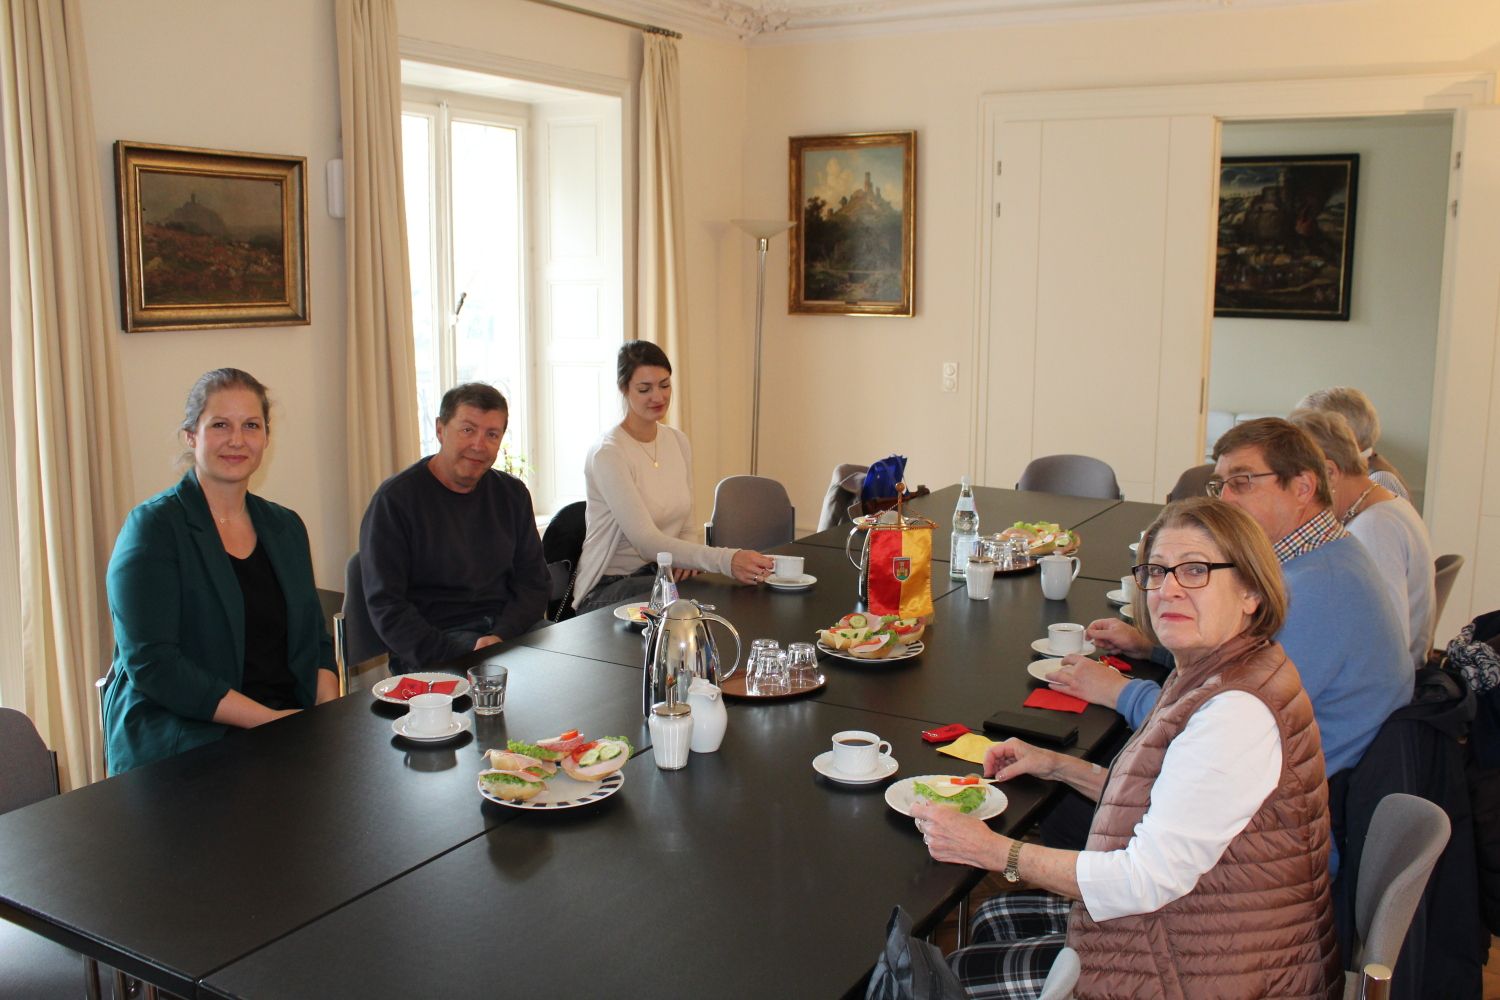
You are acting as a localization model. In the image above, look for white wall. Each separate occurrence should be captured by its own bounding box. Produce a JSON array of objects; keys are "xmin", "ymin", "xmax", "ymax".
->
[
  {"xmin": 743, "ymin": 0, "xmax": 1500, "ymax": 531},
  {"xmin": 78, "ymin": 0, "xmax": 748, "ymax": 586},
  {"xmin": 1210, "ymin": 116, "xmax": 1452, "ymax": 511}
]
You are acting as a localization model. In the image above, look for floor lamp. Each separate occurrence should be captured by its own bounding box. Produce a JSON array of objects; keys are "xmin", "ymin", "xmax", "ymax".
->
[{"xmin": 732, "ymin": 219, "xmax": 794, "ymax": 476}]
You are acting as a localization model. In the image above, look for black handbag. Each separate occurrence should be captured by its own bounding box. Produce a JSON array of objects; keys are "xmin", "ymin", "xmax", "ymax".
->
[{"xmin": 865, "ymin": 906, "xmax": 966, "ymax": 1000}]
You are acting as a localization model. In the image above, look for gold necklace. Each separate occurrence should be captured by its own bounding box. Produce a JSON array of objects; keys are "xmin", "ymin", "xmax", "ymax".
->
[
  {"xmin": 635, "ymin": 434, "xmax": 659, "ymax": 469},
  {"xmin": 209, "ymin": 503, "xmax": 245, "ymax": 526}
]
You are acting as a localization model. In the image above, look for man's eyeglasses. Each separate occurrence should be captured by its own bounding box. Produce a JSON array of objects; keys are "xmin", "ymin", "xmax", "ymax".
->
[
  {"xmin": 1131, "ymin": 561, "xmax": 1237, "ymax": 590},
  {"xmin": 1205, "ymin": 471, "xmax": 1279, "ymax": 498}
]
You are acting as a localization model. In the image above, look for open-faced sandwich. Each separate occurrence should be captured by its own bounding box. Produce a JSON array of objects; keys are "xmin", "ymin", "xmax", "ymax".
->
[
  {"xmin": 560, "ymin": 736, "xmax": 633, "ymax": 782},
  {"xmin": 479, "ymin": 765, "xmax": 551, "ymax": 802},
  {"xmin": 999, "ymin": 521, "xmax": 1079, "ymax": 556},
  {"xmin": 506, "ymin": 738, "xmax": 565, "ymax": 763},
  {"xmin": 911, "ymin": 777, "xmax": 988, "ymax": 814},
  {"xmin": 818, "ymin": 612, "xmax": 926, "ymax": 656},
  {"xmin": 486, "ymin": 748, "xmax": 557, "ymax": 776}
]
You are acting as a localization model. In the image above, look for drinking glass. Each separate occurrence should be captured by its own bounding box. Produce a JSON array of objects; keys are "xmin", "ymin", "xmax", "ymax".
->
[
  {"xmin": 747, "ymin": 640, "xmax": 788, "ymax": 696},
  {"xmin": 466, "ymin": 663, "xmax": 508, "ymax": 716},
  {"xmin": 785, "ymin": 642, "xmax": 819, "ymax": 688}
]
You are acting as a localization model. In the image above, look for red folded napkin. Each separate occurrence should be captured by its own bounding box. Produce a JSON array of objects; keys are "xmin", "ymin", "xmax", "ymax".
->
[
  {"xmin": 921, "ymin": 723, "xmax": 972, "ymax": 744},
  {"xmin": 1023, "ymin": 688, "xmax": 1088, "ymax": 713},
  {"xmin": 389, "ymin": 677, "xmax": 459, "ymax": 701},
  {"xmin": 1102, "ymin": 655, "xmax": 1133, "ymax": 673}
]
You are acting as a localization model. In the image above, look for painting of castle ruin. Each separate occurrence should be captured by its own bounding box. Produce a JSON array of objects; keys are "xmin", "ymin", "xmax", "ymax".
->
[
  {"xmin": 115, "ymin": 142, "xmax": 308, "ymax": 332},
  {"xmin": 788, "ymin": 131, "xmax": 915, "ymax": 317},
  {"xmin": 1214, "ymin": 154, "xmax": 1359, "ymax": 321}
]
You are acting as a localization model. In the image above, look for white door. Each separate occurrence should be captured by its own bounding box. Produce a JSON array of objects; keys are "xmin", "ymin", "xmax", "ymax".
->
[{"xmin": 979, "ymin": 114, "xmax": 1218, "ymax": 500}]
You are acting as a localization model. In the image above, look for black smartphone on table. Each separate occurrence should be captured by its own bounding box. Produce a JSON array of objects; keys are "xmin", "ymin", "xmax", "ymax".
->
[{"xmin": 982, "ymin": 709, "xmax": 1079, "ymax": 747}]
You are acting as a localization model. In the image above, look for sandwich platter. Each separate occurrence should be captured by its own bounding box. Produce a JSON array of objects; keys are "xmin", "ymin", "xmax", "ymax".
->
[
  {"xmin": 817, "ymin": 639, "xmax": 924, "ymax": 664},
  {"xmin": 885, "ymin": 775, "xmax": 1008, "ymax": 821},
  {"xmin": 478, "ymin": 769, "xmax": 624, "ymax": 811}
]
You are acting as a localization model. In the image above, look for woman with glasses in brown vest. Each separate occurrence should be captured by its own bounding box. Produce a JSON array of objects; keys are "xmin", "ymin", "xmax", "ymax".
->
[{"xmin": 913, "ymin": 498, "xmax": 1340, "ymax": 999}]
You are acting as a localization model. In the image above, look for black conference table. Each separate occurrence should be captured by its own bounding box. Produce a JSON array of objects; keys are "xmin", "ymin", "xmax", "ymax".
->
[{"xmin": 0, "ymin": 486, "xmax": 1165, "ymax": 998}]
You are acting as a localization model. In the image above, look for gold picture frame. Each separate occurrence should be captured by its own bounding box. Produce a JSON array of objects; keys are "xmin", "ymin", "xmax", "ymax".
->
[
  {"xmin": 788, "ymin": 130, "xmax": 915, "ymax": 317},
  {"xmin": 114, "ymin": 141, "xmax": 309, "ymax": 332}
]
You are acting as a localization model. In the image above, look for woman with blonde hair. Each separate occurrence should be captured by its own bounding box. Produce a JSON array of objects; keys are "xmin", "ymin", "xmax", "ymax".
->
[{"xmin": 916, "ymin": 498, "xmax": 1339, "ymax": 999}]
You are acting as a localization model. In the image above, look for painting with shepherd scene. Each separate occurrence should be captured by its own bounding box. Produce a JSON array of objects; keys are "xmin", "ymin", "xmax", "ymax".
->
[
  {"xmin": 1214, "ymin": 154, "xmax": 1358, "ymax": 321},
  {"xmin": 115, "ymin": 141, "xmax": 308, "ymax": 331},
  {"xmin": 788, "ymin": 131, "xmax": 915, "ymax": 317}
]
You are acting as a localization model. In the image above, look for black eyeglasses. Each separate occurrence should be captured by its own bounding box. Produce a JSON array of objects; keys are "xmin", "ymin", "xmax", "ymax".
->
[
  {"xmin": 1131, "ymin": 561, "xmax": 1237, "ymax": 590},
  {"xmin": 1205, "ymin": 471, "xmax": 1278, "ymax": 498}
]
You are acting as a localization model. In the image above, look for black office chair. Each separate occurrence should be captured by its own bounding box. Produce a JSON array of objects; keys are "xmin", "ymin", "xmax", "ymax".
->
[
  {"xmin": 704, "ymin": 475, "xmax": 795, "ymax": 551},
  {"xmin": 334, "ymin": 552, "xmax": 386, "ymax": 692},
  {"xmin": 543, "ymin": 501, "xmax": 587, "ymax": 621},
  {"xmin": 1166, "ymin": 463, "xmax": 1216, "ymax": 503},
  {"xmin": 1017, "ymin": 454, "xmax": 1124, "ymax": 500}
]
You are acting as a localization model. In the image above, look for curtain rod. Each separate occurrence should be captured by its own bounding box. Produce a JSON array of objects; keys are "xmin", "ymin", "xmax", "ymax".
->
[{"xmin": 520, "ymin": 0, "xmax": 683, "ymax": 39}]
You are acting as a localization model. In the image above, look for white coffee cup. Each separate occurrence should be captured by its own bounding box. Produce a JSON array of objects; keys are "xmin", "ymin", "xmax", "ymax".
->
[
  {"xmin": 1120, "ymin": 574, "xmax": 1139, "ymax": 601},
  {"xmin": 772, "ymin": 555, "xmax": 805, "ymax": 579},
  {"xmin": 965, "ymin": 556, "xmax": 996, "ymax": 600},
  {"xmin": 1047, "ymin": 622, "xmax": 1085, "ymax": 655},
  {"xmin": 406, "ymin": 692, "xmax": 455, "ymax": 736},
  {"xmin": 831, "ymin": 730, "xmax": 892, "ymax": 776},
  {"xmin": 1039, "ymin": 553, "xmax": 1080, "ymax": 600}
]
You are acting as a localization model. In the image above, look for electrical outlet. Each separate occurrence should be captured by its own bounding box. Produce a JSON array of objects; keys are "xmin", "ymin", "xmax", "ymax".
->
[{"xmin": 941, "ymin": 361, "xmax": 958, "ymax": 393}]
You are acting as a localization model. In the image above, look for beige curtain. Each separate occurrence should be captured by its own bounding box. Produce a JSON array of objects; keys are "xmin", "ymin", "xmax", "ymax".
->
[
  {"xmin": 638, "ymin": 33, "xmax": 690, "ymax": 435},
  {"xmin": 1, "ymin": 0, "xmax": 133, "ymax": 788},
  {"xmin": 336, "ymin": 0, "xmax": 420, "ymax": 544}
]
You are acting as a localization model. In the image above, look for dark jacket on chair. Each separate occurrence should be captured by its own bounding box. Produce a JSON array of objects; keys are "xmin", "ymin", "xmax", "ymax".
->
[
  {"xmin": 1330, "ymin": 666, "xmax": 1484, "ymax": 999},
  {"xmin": 103, "ymin": 471, "xmax": 333, "ymax": 774}
]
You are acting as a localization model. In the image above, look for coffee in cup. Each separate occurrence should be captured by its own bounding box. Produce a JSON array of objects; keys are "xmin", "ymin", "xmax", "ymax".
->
[
  {"xmin": 406, "ymin": 692, "xmax": 455, "ymax": 736},
  {"xmin": 1047, "ymin": 622, "xmax": 1085, "ymax": 655},
  {"xmin": 831, "ymin": 730, "xmax": 892, "ymax": 776}
]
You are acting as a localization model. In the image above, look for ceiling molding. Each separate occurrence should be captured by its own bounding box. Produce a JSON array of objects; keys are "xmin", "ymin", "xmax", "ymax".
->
[{"xmin": 586, "ymin": 0, "xmax": 1357, "ymax": 43}]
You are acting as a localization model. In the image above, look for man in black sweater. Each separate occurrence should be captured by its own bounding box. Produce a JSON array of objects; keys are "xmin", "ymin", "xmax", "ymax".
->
[{"xmin": 358, "ymin": 383, "xmax": 548, "ymax": 673}]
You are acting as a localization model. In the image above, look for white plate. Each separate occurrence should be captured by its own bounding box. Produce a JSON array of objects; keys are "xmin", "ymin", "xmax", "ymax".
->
[
  {"xmin": 372, "ymin": 672, "xmax": 472, "ymax": 706},
  {"xmin": 816, "ymin": 639, "xmax": 925, "ymax": 664},
  {"xmin": 812, "ymin": 750, "xmax": 898, "ymax": 785},
  {"xmin": 766, "ymin": 574, "xmax": 817, "ymax": 591},
  {"xmin": 1118, "ymin": 603, "xmax": 1135, "ymax": 621},
  {"xmin": 1030, "ymin": 637, "xmax": 1096, "ymax": 658},
  {"xmin": 885, "ymin": 775, "xmax": 1008, "ymax": 821},
  {"xmin": 391, "ymin": 713, "xmax": 474, "ymax": 743},
  {"xmin": 1105, "ymin": 589, "xmax": 1132, "ymax": 606},
  {"xmin": 613, "ymin": 602, "xmax": 650, "ymax": 626},
  {"xmin": 1027, "ymin": 658, "xmax": 1067, "ymax": 682},
  {"xmin": 478, "ymin": 768, "xmax": 625, "ymax": 810}
]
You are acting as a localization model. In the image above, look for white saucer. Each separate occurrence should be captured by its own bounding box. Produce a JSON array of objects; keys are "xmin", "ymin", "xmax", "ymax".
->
[
  {"xmin": 392, "ymin": 713, "xmax": 474, "ymax": 743},
  {"xmin": 1027, "ymin": 658, "xmax": 1067, "ymax": 682},
  {"xmin": 812, "ymin": 750, "xmax": 898, "ymax": 785},
  {"xmin": 767, "ymin": 574, "xmax": 816, "ymax": 591},
  {"xmin": 1118, "ymin": 603, "xmax": 1135, "ymax": 621},
  {"xmin": 1105, "ymin": 589, "xmax": 1133, "ymax": 606},
  {"xmin": 1128, "ymin": 542, "xmax": 1139, "ymax": 555},
  {"xmin": 1031, "ymin": 637, "xmax": 1096, "ymax": 657}
]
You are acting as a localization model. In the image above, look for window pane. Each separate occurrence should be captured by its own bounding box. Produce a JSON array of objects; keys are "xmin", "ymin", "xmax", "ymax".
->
[
  {"xmin": 400, "ymin": 112, "xmax": 440, "ymax": 456},
  {"xmin": 450, "ymin": 119, "xmax": 525, "ymax": 468}
]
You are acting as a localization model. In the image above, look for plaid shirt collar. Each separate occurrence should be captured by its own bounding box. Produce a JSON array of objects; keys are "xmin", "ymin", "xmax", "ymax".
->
[{"xmin": 1272, "ymin": 507, "xmax": 1347, "ymax": 564}]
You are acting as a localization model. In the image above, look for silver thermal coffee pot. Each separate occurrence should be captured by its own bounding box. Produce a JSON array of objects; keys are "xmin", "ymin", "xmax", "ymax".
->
[{"xmin": 641, "ymin": 599, "xmax": 742, "ymax": 716}]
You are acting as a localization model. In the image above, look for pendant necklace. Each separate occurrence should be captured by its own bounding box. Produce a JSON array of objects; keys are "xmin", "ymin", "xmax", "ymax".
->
[
  {"xmin": 637, "ymin": 435, "xmax": 660, "ymax": 469},
  {"xmin": 210, "ymin": 503, "xmax": 245, "ymax": 526}
]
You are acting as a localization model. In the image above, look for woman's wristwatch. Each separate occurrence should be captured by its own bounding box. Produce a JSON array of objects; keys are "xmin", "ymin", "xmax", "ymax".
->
[{"xmin": 1002, "ymin": 840, "xmax": 1024, "ymax": 883}]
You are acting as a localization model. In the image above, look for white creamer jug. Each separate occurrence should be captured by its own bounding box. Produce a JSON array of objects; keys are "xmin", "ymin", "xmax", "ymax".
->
[{"xmin": 686, "ymin": 676, "xmax": 727, "ymax": 753}]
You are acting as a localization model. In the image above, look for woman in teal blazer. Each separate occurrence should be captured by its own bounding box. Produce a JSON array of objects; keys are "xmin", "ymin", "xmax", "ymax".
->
[{"xmin": 103, "ymin": 369, "xmax": 337, "ymax": 774}]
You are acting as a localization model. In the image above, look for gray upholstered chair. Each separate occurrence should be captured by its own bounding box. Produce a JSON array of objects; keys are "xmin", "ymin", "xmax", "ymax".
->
[
  {"xmin": 1166, "ymin": 463, "xmax": 1216, "ymax": 503},
  {"xmin": 817, "ymin": 463, "xmax": 868, "ymax": 532},
  {"xmin": 704, "ymin": 475, "xmax": 795, "ymax": 551},
  {"xmin": 335, "ymin": 551, "xmax": 386, "ymax": 693},
  {"xmin": 1432, "ymin": 554, "xmax": 1465, "ymax": 625},
  {"xmin": 1341, "ymin": 793, "xmax": 1451, "ymax": 999},
  {"xmin": 1017, "ymin": 455, "xmax": 1123, "ymax": 500}
]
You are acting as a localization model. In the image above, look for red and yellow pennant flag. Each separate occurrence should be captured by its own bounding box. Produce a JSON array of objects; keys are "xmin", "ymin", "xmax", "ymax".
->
[{"xmin": 867, "ymin": 522, "xmax": 934, "ymax": 620}]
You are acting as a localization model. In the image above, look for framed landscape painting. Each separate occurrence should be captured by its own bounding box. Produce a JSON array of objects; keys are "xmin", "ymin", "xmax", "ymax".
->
[
  {"xmin": 1214, "ymin": 153, "xmax": 1359, "ymax": 321},
  {"xmin": 788, "ymin": 131, "xmax": 915, "ymax": 317},
  {"xmin": 114, "ymin": 141, "xmax": 309, "ymax": 332}
]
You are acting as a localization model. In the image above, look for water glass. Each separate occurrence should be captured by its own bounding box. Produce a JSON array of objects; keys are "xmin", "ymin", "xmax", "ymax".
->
[
  {"xmin": 747, "ymin": 640, "xmax": 789, "ymax": 696},
  {"xmin": 785, "ymin": 642, "xmax": 819, "ymax": 688},
  {"xmin": 466, "ymin": 663, "xmax": 508, "ymax": 716}
]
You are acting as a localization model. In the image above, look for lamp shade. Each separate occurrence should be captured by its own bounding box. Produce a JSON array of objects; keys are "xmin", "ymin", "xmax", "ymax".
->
[{"xmin": 732, "ymin": 219, "xmax": 794, "ymax": 239}]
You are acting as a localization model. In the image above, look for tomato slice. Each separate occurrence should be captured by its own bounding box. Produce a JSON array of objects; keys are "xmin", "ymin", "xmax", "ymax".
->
[
  {"xmin": 559, "ymin": 729, "xmax": 580, "ymax": 741},
  {"xmin": 570, "ymin": 740, "xmax": 599, "ymax": 762},
  {"xmin": 951, "ymin": 775, "xmax": 979, "ymax": 785}
]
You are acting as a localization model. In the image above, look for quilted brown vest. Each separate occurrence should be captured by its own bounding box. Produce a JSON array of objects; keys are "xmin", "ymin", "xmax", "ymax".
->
[{"xmin": 1067, "ymin": 634, "xmax": 1341, "ymax": 1000}]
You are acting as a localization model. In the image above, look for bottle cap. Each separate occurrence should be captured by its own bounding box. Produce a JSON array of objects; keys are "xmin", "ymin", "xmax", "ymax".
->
[{"xmin": 657, "ymin": 552, "xmax": 673, "ymax": 566}]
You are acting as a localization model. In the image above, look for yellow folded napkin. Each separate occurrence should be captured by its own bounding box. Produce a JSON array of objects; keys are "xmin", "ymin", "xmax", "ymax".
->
[{"xmin": 936, "ymin": 732, "xmax": 997, "ymax": 765}]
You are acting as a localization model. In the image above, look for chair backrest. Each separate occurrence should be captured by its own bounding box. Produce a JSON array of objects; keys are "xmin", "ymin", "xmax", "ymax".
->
[
  {"xmin": 1166, "ymin": 463, "xmax": 1216, "ymax": 503},
  {"xmin": 1433, "ymin": 554, "xmax": 1465, "ymax": 624},
  {"xmin": 0, "ymin": 708, "xmax": 60, "ymax": 815},
  {"xmin": 1017, "ymin": 454, "xmax": 1123, "ymax": 501},
  {"xmin": 1351, "ymin": 793, "xmax": 1451, "ymax": 971},
  {"xmin": 1038, "ymin": 945, "xmax": 1080, "ymax": 1000},
  {"xmin": 706, "ymin": 475, "xmax": 795, "ymax": 551},
  {"xmin": 817, "ymin": 463, "xmax": 869, "ymax": 532},
  {"xmin": 542, "ymin": 501, "xmax": 587, "ymax": 621},
  {"xmin": 341, "ymin": 551, "xmax": 386, "ymax": 667}
]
